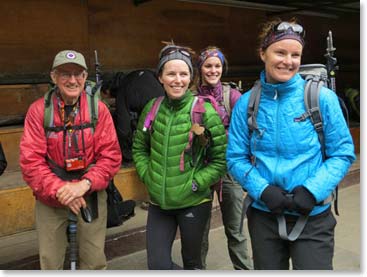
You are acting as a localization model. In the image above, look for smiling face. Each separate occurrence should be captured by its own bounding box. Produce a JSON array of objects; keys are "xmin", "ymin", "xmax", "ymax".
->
[
  {"xmin": 260, "ymin": 39, "xmax": 303, "ymax": 84},
  {"xmin": 158, "ymin": 59, "xmax": 191, "ymax": 100},
  {"xmin": 50, "ymin": 63, "xmax": 88, "ymax": 104},
  {"xmin": 200, "ymin": 56, "xmax": 223, "ymax": 87}
]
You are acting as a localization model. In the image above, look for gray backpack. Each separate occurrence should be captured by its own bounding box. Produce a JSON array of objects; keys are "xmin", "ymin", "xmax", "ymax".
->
[{"xmin": 243, "ymin": 64, "xmax": 348, "ymax": 241}]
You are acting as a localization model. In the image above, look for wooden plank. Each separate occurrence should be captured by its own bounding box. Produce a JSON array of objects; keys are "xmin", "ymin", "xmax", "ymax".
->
[
  {"xmin": 0, "ymin": 126, "xmax": 24, "ymax": 172},
  {"xmin": 113, "ymin": 167, "xmax": 149, "ymax": 202},
  {"xmin": 0, "ymin": 84, "xmax": 48, "ymax": 117},
  {"xmin": 0, "ymin": 0, "xmax": 88, "ymax": 77},
  {"xmin": 0, "ymin": 187, "xmax": 35, "ymax": 236}
]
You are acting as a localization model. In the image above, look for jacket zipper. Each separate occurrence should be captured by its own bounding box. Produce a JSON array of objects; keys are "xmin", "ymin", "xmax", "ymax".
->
[
  {"xmin": 273, "ymin": 89, "xmax": 281, "ymax": 185},
  {"xmin": 161, "ymin": 106, "xmax": 174, "ymax": 206}
]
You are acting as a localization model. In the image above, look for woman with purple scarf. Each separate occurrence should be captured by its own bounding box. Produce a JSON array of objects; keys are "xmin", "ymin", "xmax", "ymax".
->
[{"xmin": 196, "ymin": 46, "xmax": 252, "ymax": 270}]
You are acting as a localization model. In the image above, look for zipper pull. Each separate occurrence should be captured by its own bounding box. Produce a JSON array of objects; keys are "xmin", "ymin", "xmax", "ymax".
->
[{"xmin": 68, "ymin": 131, "xmax": 72, "ymax": 148}]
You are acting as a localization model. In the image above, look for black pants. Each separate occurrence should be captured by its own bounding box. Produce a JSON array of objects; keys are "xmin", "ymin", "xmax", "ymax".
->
[
  {"xmin": 146, "ymin": 201, "xmax": 211, "ymax": 270},
  {"xmin": 247, "ymin": 207, "xmax": 336, "ymax": 270}
]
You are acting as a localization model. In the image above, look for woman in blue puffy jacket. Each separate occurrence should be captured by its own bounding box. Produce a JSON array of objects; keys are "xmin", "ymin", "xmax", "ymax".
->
[{"xmin": 226, "ymin": 18, "xmax": 356, "ymax": 270}]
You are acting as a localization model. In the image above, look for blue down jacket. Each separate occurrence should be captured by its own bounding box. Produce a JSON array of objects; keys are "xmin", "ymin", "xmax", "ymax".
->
[{"xmin": 227, "ymin": 71, "xmax": 356, "ymax": 216}]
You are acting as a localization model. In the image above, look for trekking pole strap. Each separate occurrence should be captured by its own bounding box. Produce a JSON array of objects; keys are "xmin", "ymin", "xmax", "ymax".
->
[
  {"xmin": 240, "ymin": 194, "xmax": 253, "ymax": 233},
  {"xmin": 276, "ymin": 214, "xmax": 308, "ymax": 242},
  {"xmin": 240, "ymin": 194, "xmax": 309, "ymax": 241}
]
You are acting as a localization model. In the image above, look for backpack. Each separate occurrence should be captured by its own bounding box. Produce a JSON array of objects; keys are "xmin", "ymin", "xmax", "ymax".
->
[
  {"xmin": 0, "ymin": 142, "xmax": 7, "ymax": 176},
  {"xmin": 106, "ymin": 179, "xmax": 136, "ymax": 228},
  {"xmin": 221, "ymin": 81, "xmax": 240, "ymax": 117},
  {"xmin": 143, "ymin": 94, "xmax": 216, "ymax": 172},
  {"xmin": 43, "ymin": 80, "xmax": 135, "ymax": 228},
  {"xmin": 142, "ymin": 82, "xmax": 236, "ymax": 133},
  {"xmin": 44, "ymin": 80, "xmax": 100, "ymax": 134},
  {"xmin": 248, "ymin": 64, "xmax": 349, "ymax": 160},
  {"xmin": 111, "ymin": 69, "xmax": 165, "ymax": 163},
  {"xmin": 243, "ymin": 64, "xmax": 349, "ymax": 241},
  {"xmin": 142, "ymin": 81, "xmax": 239, "ymax": 171}
]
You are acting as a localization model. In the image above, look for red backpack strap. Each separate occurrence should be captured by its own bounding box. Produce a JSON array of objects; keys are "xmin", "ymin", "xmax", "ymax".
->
[{"xmin": 143, "ymin": 96, "xmax": 164, "ymax": 132}]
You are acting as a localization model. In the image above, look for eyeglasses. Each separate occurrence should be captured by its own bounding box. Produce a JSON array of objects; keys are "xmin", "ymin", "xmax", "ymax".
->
[
  {"xmin": 56, "ymin": 70, "xmax": 86, "ymax": 81},
  {"xmin": 274, "ymin": 22, "xmax": 305, "ymax": 37},
  {"xmin": 159, "ymin": 46, "xmax": 191, "ymax": 60}
]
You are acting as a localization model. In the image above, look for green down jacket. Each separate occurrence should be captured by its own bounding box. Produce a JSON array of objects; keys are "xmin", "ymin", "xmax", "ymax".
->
[{"xmin": 133, "ymin": 90, "xmax": 227, "ymax": 210}]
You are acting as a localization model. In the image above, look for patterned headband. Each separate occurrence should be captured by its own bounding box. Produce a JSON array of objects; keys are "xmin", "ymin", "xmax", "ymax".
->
[{"xmin": 198, "ymin": 49, "xmax": 225, "ymax": 69}]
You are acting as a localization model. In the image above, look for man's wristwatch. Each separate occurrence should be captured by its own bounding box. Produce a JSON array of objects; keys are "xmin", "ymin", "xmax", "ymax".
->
[{"xmin": 84, "ymin": 178, "xmax": 92, "ymax": 189}]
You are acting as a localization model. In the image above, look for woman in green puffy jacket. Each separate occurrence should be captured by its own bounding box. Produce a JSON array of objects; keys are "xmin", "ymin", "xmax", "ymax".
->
[{"xmin": 132, "ymin": 43, "xmax": 227, "ymax": 270}]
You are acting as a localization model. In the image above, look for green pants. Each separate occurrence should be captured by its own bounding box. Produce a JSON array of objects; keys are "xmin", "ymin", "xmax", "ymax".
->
[
  {"xmin": 35, "ymin": 190, "xmax": 107, "ymax": 270},
  {"xmin": 201, "ymin": 173, "xmax": 253, "ymax": 270}
]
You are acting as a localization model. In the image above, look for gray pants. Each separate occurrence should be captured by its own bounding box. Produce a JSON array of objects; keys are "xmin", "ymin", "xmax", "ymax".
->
[
  {"xmin": 247, "ymin": 207, "xmax": 336, "ymax": 270},
  {"xmin": 201, "ymin": 173, "xmax": 253, "ymax": 269}
]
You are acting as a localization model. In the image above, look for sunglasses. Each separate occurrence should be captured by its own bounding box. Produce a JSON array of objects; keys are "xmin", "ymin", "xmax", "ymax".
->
[
  {"xmin": 274, "ymin": 22, "xmax": 305, "ymax": 37},
  {"xmin": 159, "ymin": 46, "xmax": 191, "ymax": 60}
]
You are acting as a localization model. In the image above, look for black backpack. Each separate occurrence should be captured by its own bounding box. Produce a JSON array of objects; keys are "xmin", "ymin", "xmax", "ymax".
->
[
  {"xmin": 106, "ymin": 179, "xmax": 136, "ymax": 228},
  {"xmin": 0, "ymin": 142, "xmax": 7, "ymax": 176}
]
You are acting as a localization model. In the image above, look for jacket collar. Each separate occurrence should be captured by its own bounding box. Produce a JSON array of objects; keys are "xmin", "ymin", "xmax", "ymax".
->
[
  {"xmin": 260, "ymin": 70, "xmax": 304, "ymax": 97},
  {"xmin": 166, "ymin": 89, "xmax": 192, "ymax": 110},
  {"xmin": 197, "ymin": 81, "xmax": 222, "ymax": 99}
]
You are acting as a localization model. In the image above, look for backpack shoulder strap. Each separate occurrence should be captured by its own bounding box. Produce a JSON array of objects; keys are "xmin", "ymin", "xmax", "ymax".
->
[
  {"xmin": 179, "ymin": 96, "xmax": 207, "ymax": 172},
  {"xmin": 85, "ymin": 81, "xmax": 100, "ymax": 133},
  {"xmin": 304, "ymin": 77, "xmax": 342, "ymax": 215},
  {"xmin": 222, "ymin": 84, "xmax": 231, "ymax": 117},
  {"xmin": 44, "ymin": 87, "xmax": 56, "ymax": 131},
  {"xmin": 247, "ymin": 80, "xmax": 262, "ymax": 136},
  {"xmin": 190, "ymin": 96, "xmax": 206, "ymax": 125},
  {"xmin": 44, "ymin": 82, "xmax": 100, "ymax": 134},
  {"xmin": 143, "ymin": 96, "xmax": 164, "ymax": 132},
  {"xmin": 304, "ymin": 76, "xmax": 325, "ymax": 160}
]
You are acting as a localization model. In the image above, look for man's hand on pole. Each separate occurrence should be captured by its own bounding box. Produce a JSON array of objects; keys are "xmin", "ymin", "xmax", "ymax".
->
[{"xmin": 56, "ymin": 180, "xmax": 90, "ymax": 206}]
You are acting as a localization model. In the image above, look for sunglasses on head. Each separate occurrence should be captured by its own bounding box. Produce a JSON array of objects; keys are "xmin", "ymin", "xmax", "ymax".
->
[
  {"xmin": 274, "ymin": 22, "xmax": 305, "ymax": 37},
  {"xmin": 159, "ymin": 46, "xmax": 191, "ymax": 60}
]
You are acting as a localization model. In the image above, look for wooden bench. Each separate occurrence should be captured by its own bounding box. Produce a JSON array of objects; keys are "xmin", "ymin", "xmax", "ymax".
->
[
  {"xmin": 0, "ymin": 126, "xmax": 148, "ymax": 237},
  {"xmin": 0, "ymin": 124, "xmax": 360, "ymax": 237}
]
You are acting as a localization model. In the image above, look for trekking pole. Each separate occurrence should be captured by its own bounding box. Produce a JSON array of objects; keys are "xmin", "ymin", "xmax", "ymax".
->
[
  {"xmin": 324, "ymin": 30, "xmax": 344, "ymax": 216},
  {"xmin": 67, "ymin": 211, "xmax": 78, "ymax": 270},
  {"xmin": 94, "ymin": 50, "xmax": 102, "ymax": 88},
  {"xmin": 324, "ymin": 30, "xmax": 338, "ymax": 94}
]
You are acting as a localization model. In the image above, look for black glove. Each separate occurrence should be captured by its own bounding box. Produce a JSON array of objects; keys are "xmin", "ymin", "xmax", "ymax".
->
[
  {"xmin": 261, "ymin": 185, "xmax": 288, "ymax": 215},
  {"xmin": 291, "ymin": 186, "xmax": 316, "ymax": 215}
]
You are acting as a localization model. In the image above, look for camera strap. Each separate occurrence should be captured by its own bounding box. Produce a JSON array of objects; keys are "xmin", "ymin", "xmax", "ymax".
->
[{"xmin": 56, "ymin": 94, "xmax": 87, "ymax": 160}]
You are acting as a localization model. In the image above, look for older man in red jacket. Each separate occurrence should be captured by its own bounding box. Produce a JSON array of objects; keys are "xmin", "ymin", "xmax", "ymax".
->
[{"xmin": 20, "ymin": 50, "xmax": 121, "ymax": 269}]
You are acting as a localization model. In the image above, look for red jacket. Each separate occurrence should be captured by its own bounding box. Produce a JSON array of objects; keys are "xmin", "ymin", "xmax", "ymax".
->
[{"xmin": 20, "ymin": 90, "xmax": 122, "ymax": 207}]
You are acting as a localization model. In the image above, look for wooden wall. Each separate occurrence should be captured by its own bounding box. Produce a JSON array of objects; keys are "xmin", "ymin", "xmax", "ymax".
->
[{"xmin": 0, "ymin": 0, "xmax": 360, "ymax": 89}]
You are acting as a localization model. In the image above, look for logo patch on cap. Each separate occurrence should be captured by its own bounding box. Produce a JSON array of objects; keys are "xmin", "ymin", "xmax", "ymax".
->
[{"xmin": 66, "ymin": 52, "xmax": 76, "ymax": 59}]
